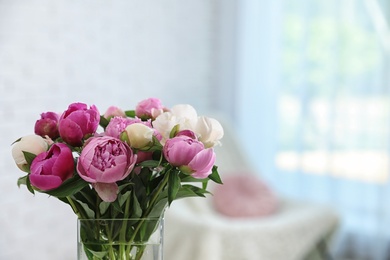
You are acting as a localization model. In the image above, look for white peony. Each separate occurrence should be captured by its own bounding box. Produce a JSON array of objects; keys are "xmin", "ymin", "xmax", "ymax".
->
[
  {"xmin": 195, "ymin": 116, "xmax": 224, "ymax": 148},
  {"xmin": 124, "ymin": 123, "xmax": 155, "ymax": 149},
  {"xmin": 153, "ymin": 104, "xmax": 199, "ymax": 144},
  {"xmin": 11, "ymin": 135, "xmax": 49, "ymax": 172}
]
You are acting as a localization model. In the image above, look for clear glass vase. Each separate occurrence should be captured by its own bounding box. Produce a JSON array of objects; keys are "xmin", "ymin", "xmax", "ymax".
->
[{"xmin": 77, "ymin": 217, "xmax": 164, "ymax": 260}]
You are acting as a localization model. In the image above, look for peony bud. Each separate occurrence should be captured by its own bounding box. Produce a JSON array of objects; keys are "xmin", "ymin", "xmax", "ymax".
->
[
  {"xmin": 34, "ymin": 112, "xmax": 60, "ymax": 139},
  {"xmin": 29, "ymin": 143, "xmax": 74, "ymax": 191},
  {"xmin": 12, "ymin": 135, "xmax": 49, "ymax": 172},
  {"xmin": 163, "ymin": 136, "xmax": 215, "ymax": 178},
  {"xmin": 103, "ymin": 106, "xmax": 126, "ymax": 119},
  {"xmin": 124, "ymin": 123, "xmax": 154, "ymax": 149},
  {"xmin": 58, "ymin": 102, "xmax": 100, "ymax": 146},
  {"xmin": 135, "ymin": 98, "xmax": 165, "ymax": 119}
]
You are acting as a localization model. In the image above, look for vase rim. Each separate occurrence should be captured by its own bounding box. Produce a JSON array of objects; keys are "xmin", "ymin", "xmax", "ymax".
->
[{"xmin": 77, "ymin": 217, "xmax": 163, "ymax": 221}]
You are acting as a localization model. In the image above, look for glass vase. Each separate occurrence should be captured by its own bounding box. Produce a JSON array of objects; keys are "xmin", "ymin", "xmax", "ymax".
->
[{"xmin": 77, "ymin": 217, "xmax": 164, "ymax": 260}]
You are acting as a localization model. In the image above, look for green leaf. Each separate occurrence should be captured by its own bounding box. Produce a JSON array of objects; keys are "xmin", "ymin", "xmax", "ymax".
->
[
  {"xmin": 148, "ymin": 198, "xmax": 168, "ymax": 218},
  {"xmin": 202, "ymin": 179, "xmax": 208, "ymax": 190},
  {"xmin": 119, "ymin": 131, "xmax": 130, "ymax": 144},
  {"xmin": 131, "ymin": 173, "xmax": 148, "ymax": 208},
  {"xmin": 26, "ymin": 179, "xmax": 35, "ymax": 194},
  {"xmin": 78, "ymin": 188, "xmax": 96, "ymax": 206},
  {"xmin": 179, "ymin": 173, "xmax": 210, "ymax": 191},
  {"xmin": 118, "ymin": 182, "xmax": 133, "ymax": 193},
  {"xmin": 179, "ymin": 173, "xmax": 206, "ymax": 182},
  {"xmin": 11, "ymin": 137, "xmax": 22, "ymax": 145},
  {"xmin": 175, "ymin": 185, "xmax": 209, "ymax": 200},
  {"xmin": 99, "ymin": 115, "xmax": 110, "ymax": 128},
  {"xmin": 45, "ymin": 175, "xmax": 89, "ymax": 197},
  {"xmin": 125, "ymin": 110, "xmax": 136, "ymax": 117},
  {"xmin": 57, "ymin": 196, "xmax": 70, "ymax": 205},
  {"xmin": 111, "ymin": 200, "xmax": 123, "ymax": 214},
  {"xmin": 22, "ymin": 151, "xmax": 36, "ymax": 166},
  {"xmin": 169, "ymin": 124, "xmax": 180, "ymax": 138},
  {"xmin": 99, "ymin": 201, "xmax": 110, "ymax": 216},
  {"xmin": 139, "ymin": 136, "xmax": 163, "ymax": 152},
  {"xmin": 183, "ymin": 185, "xmax": 210, "ymax": 197},
  {"xmin": 208, "ymin": 166, "xmax": 223, "ymax": 184},
  {"xmin": 84, "ymin": 248, "xmax": 108, "ymax": 258},
  {"xmin": 75, "ymin": 199, "xmax": 95, "ymax": 219},
  {"xmin": 17, "ymin": 175, "xmax": 28, "ymax": 187},
  {"xmin": 119, "ymin": 191, "xmax": 131, "ymax": 207},
  {"xmin": 138, "ymin": 160, "xmax": 161, "ymax": 168},
  {"xmin": 131, "ymin": 190, "xmax": 142, "ymax": 218},
  {"xmin": 17, "ymin": 175, "xmax": 35, "ymax": 194},
  {"xmin": 168, "ymin": 170, "xmax": 181, "ymax": 205}
]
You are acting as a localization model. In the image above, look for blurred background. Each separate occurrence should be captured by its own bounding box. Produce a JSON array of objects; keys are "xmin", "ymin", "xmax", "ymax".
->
[{"xmin": 0, "ymin": 0, "xmax": 389, "ymax": 259}]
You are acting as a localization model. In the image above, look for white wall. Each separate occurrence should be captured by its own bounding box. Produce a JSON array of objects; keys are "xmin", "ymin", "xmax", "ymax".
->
[{"xmin": 0, "ymin": 1, "xmax": 222, "ymax": 259}]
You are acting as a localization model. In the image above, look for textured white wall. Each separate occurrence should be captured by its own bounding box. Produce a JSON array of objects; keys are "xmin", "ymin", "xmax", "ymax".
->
[{"xmin": 0, "ymin": 1, "xmax": 219, "ymax": 259}]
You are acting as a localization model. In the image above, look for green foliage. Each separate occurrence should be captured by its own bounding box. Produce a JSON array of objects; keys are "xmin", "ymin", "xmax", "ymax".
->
[
  {"xmin": 45, "ymin": 174, "xmax": 89, "ymax": 197},
  {"xmin": 169, "ymin": 124, "xmax": 180, "ymax": 138},
  {"xmin": 167, "ymin": 169, "xmax": 181, "ymax": 205},
  {"xmin": 124, "ymin": 110, "xmax": 135, "ymax": 118},
  {"xmin": 99, "ymin": 116, "xmax": 110, "ymax": 129},
  {"xmin": 17, "ymin": 175, "xmax": 35, "ymax": 194},
  {"xmin": 22, "ymin": 151, "xmax": 36, "ymax": 170},
  {"xmin": 209, "ymin": 166, "xmax": 223, "ymax": 184}
]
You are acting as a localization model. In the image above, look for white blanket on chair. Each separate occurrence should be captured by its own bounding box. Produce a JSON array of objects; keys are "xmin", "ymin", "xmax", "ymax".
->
[{"xmin": 164, "ymin": 197, "xmax": 338, "ymax": 260}]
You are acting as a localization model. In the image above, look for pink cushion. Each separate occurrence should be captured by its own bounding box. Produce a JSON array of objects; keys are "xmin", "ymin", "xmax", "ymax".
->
[{"xmin": 212, "ymin": 174, "xmax": 279, "ymax": 218}]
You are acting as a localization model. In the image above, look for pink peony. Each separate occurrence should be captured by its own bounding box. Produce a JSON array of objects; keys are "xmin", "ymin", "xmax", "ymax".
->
[
  {"xmin": 76, "ymin": 136, "xmax": 137, "ymax": 202},
  {"xmin": 103, "ymin": 106, "xmax": 126, "ymax": 119},
  {"xmin": 176, "ymin": 129, "xmax": 197, "ymax": 139},
  {"xmin": 58, "ymin": 102, "xmax": 100, "ymax": 146},
  {"xmin": 163, "ymin": 136, "xmax": 215, "ymax": 179},
  {"xmin": 29, "ymin": 143, "xmax": 74, "ymax": 191},
  {"xmin": 34, "ymin": 112, "xmax": 60, "ymax": 139},
  {"xmin": 135, "ymin": 98, "xmax": 165, "ymax": 119},
  {"xmin": 105, "ymin": 116, "xmax": 140, "ymax": 139}
]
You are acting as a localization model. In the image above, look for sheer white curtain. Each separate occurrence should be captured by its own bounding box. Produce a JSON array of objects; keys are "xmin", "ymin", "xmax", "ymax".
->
[{"xmin": 235, "ymin": 0, "xmax": 390, "ymax": 259}]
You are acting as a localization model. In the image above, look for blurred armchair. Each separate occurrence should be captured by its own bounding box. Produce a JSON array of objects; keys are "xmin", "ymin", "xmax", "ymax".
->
[{"xmin": 163, "ymin": 115, "xmax": 339, "ymax": 260}]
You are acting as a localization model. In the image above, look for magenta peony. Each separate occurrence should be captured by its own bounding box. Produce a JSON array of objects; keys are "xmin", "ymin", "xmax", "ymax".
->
[
  {"xmin": 29, "ymin": 143, "xmax": 74, "ymax": 190},
  {"xmin": 58, "ymin": 102, "xmax": 100, "ymax": 146},
  {"xmin": 34, "ymin": 112, "xmax": 60, "ymax": 139}
]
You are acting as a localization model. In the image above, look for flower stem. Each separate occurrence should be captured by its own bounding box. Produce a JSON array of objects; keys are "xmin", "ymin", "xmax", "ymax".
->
[
  {"xmin": 144, "ymin": 168, "xmax": 170, "ymax": 217},
  {"xmin": 127, "ymin": 169, "xmax": 170, "ymax": 259},
  {"xmin": 66, "ymin": 196, "xmax": 83, "ymax": 219},
  {"xmin": 134, "ymin": 245, "xmax": 146, "ymax": 260},
  {"xmin": 120, "ymin": 197, "xmax": 131, "ymax": 258}
]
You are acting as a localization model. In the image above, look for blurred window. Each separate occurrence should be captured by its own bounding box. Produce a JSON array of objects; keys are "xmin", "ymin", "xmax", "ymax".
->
[{"xmin": 276, "ymin": 0, "xmax": 389, "ymax": 184}]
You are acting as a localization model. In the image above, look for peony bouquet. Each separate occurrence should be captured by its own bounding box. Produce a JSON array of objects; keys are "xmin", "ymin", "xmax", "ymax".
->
[{"xmin": 11, "ymin": 98, "xmax": 223, "ymax": 260}]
